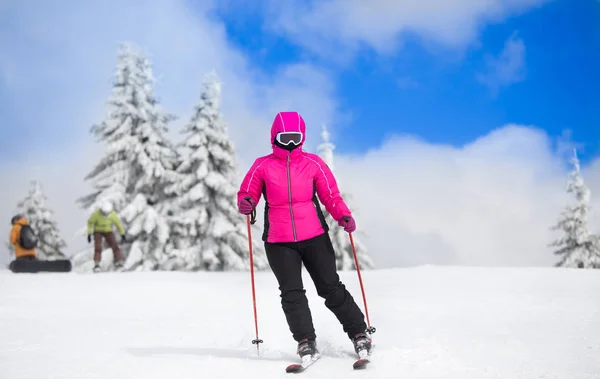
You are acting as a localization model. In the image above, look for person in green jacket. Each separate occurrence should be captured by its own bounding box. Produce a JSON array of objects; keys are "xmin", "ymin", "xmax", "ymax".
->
[{"xmin": 87, "ymin": 201, "xmax": 126, "ymax": 272}]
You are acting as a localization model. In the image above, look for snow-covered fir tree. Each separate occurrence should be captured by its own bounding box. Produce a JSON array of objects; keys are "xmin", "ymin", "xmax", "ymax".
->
[
  {"xmin": 76, "ymin": 43, "xmax": 139, "ymax": 215},
  {"xmin": 549, "ymin": 148, "xmax": 600, "ymax": 268},
  {"xmin": 163, "ymin": 71, "xmax": 268, "ymax": 271},
  {"xmin": 9, "ymin": 180, "xmax": 67, "ymax": 260},
  {"xmin": 74, "ymin": 42, "xmax": 180, "ymax": 271},
  {"xmin": 316, "ymin": 124, "xmax": 374, "ymax": 270}
]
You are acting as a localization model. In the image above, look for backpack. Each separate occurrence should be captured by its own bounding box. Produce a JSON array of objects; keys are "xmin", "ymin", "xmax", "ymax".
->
[{"xmin": 19, "ymin": 224, "xmax": 38, "ymax": 249}]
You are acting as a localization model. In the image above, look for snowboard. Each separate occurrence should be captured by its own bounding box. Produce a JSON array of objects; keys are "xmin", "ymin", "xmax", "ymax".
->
[{"xmin": 9, "ymin": 259, "xmax": 72, "ymax": 273}]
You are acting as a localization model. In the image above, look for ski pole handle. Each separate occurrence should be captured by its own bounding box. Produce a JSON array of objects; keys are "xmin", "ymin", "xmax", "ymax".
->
[{"xmin": 244, "ymin": 196, "xmax": 257, "ymax": 225}]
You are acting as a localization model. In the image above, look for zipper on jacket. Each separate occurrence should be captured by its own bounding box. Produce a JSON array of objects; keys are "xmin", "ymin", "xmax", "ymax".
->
[{"xmin": 287, "ymin": 153, "xmax": 297, "ymax": 241}]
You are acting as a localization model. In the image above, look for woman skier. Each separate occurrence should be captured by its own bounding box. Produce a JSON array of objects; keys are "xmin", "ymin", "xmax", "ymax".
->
[{"xmin": 237, "ymin": 111, "xmax": 372, "ymax": 360}]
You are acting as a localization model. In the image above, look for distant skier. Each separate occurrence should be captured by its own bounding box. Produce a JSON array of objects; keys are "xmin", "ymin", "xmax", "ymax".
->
[
  {"xmin": 87, "ymin": 201, "xmax": 126, "ymax": 272},
  {"xmin": 236, "ymin": 111, "xmax": 372, "ymax": 360},
  {"xmin": 9, "ymin": 215, "xmax": 38, "ymax": 260}
]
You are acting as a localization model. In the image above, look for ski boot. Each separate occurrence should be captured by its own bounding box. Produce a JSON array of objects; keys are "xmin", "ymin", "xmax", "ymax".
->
[
  {"xmin": 285, "ymin": 338, "xmax": 320, "ymax": 373},
  {"xmin": 297, "ymin": 338, "xmax": 318, "ymax": 358},
  {"xmin": 114, "ymin": 260, "xmax": 124, "ymax": 271},
  {"xmin": 351, "ymin": 332, "xmax": 372, "ymax": 359},
  {"xmin": 296, "ymin": 338, "xmax": 320, "ymax": 366}
]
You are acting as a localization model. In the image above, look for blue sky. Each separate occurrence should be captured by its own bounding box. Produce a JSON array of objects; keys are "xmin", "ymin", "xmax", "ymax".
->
[
  {"xmin": 0, "ymin": 0, "xmax": 597, "ymax": 162},
  {"xmin": 213, "ymin": 0, "xmax": 599, "ymax": 162}
]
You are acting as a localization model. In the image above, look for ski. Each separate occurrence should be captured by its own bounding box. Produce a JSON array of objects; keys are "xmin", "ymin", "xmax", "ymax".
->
[
  {"xmin": 352, "ymin": 345, "xmax": 374, "ymax": 370},
  {"xmin": 285, "ymin": 354, "xmax": 321, "ymax": 373},
  {"xmin": 352, "ymin": 357, "xmax": 370, "ymax": 370},
  {"xmin": 284, "ymin": 345, "xmax": 373, "ymax": 372}
]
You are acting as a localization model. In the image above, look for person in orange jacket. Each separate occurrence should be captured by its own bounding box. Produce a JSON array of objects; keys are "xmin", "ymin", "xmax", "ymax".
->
[{"xmin": 10, "ymin": 215, "xmax": 37, "ymax": 260}]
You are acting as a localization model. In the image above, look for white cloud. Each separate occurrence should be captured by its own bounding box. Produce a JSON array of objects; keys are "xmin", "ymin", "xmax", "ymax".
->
[
  {"xmin": 477, "ymin": 32, "xmax": 527, "ymax": 94},
  {"xmin": 555, "ymin": 129, "xmax": 586, "ymax": 158},
  {"xmin": 251, "ymin": 0, "xmax": 549, "ymax": 60},
  {"xmin": 1, "ymin": 0, "xmax": 596, "ymax": 271},
  {"xmin": 332, "ymin": 125, "xmax": 600, "ymax": 268}
]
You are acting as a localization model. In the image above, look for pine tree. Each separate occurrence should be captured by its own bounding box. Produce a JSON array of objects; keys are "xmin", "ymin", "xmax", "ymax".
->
[
  {"xmin": 115, "ymin": 46, "xmax": 180, "ymax": 271},
  {"xmin": 76, "ymin": 43, "xmax": 140, "ymax": 215},
  {"xmin": 163, "ymin": 71, "xmax": 268, "ymax": 271},
  {"xmin": 10, "ymin": 180, "xmax": 68, "ymax": 260},
  {"xmin": 549, "ymin": 148, "xmax": 600, "ymax": 268},
  {"xmin": 74, "ymin": 42, "xmax": 180, "ymax": 271},
  {"xmin": 316, "ymin": 124, "xmax": 374, "ymax": 270}
]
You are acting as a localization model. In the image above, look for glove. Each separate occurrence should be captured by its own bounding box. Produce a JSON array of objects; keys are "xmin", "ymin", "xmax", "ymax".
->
[
  {"xmin": 338, "ymin": 215, "xmax": 356, "ymax": 233},
  {"xmin": 238, "ymin": 196, "xmax": 256, "ymax": 215},
  {"xmin": 121, "ymin": 235, "xmax": 126, "ymax": 243},
  {"xmin": 87, "ymin": 234, "xmax": 91, "ymax": 243}
]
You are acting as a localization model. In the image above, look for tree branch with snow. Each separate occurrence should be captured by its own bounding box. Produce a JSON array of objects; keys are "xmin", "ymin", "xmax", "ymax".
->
[{"xmin": 549, "ymin": 148, "xmax": 600, "ymax": 268}]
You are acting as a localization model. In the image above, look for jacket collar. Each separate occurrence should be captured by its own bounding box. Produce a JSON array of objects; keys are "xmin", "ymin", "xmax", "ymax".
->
[{"xmin": 272, "ymin": 145, "xmax": 303, "ymax": 160}]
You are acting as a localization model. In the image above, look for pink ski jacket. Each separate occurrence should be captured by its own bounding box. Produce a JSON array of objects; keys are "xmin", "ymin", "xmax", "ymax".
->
[{"xmin": 237, "ymin": 111, "xmax": 352, "ymax": 243}]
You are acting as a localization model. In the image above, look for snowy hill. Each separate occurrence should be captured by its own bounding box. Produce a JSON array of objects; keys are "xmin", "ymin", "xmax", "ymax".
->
[{"xmin": 1, "ymin": 266, "xmax": 598, "ymax": 379}]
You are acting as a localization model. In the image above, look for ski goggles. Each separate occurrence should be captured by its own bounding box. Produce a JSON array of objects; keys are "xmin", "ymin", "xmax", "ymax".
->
[{"xmin": 275, "ymin": 131, "xmax": 303, "ymax": 146}]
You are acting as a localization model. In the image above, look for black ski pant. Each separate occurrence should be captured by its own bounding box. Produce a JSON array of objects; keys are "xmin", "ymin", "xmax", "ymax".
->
[{"xmin": 265, "ymin": 232, "xmax": 367, "ymax": 342}]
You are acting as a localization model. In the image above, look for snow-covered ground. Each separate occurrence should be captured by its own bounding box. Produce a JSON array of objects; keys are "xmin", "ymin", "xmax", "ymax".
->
[{"xmin": 1, "ymin": 266, "xmax": 599, "ymax": 379}]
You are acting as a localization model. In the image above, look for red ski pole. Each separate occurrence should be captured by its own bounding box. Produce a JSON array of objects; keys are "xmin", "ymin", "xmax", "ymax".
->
[
  {"xmin": 345, "ymin": 218, "xmax": 376, "ymax": 335},
  {"xmin": 246, "ymin": 205, "xmax": 263, "ymax": 354}
]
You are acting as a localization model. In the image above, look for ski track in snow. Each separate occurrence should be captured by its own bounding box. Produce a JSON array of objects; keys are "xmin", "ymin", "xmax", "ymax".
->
[{"xmin": 1, "ymin": 266, "xmax": 599, "ymax": 379}]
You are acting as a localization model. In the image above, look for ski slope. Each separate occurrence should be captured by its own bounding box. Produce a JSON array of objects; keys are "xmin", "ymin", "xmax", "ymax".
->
[{"xmin": 1, "ymin": 266, "xmax": 599, "ymax": 379}]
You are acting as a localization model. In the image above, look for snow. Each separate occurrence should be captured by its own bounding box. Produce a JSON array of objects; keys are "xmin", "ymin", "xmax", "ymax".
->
[{"xmin": 1, "ymin": 266, "xmax": 598, "ymax": 379}]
